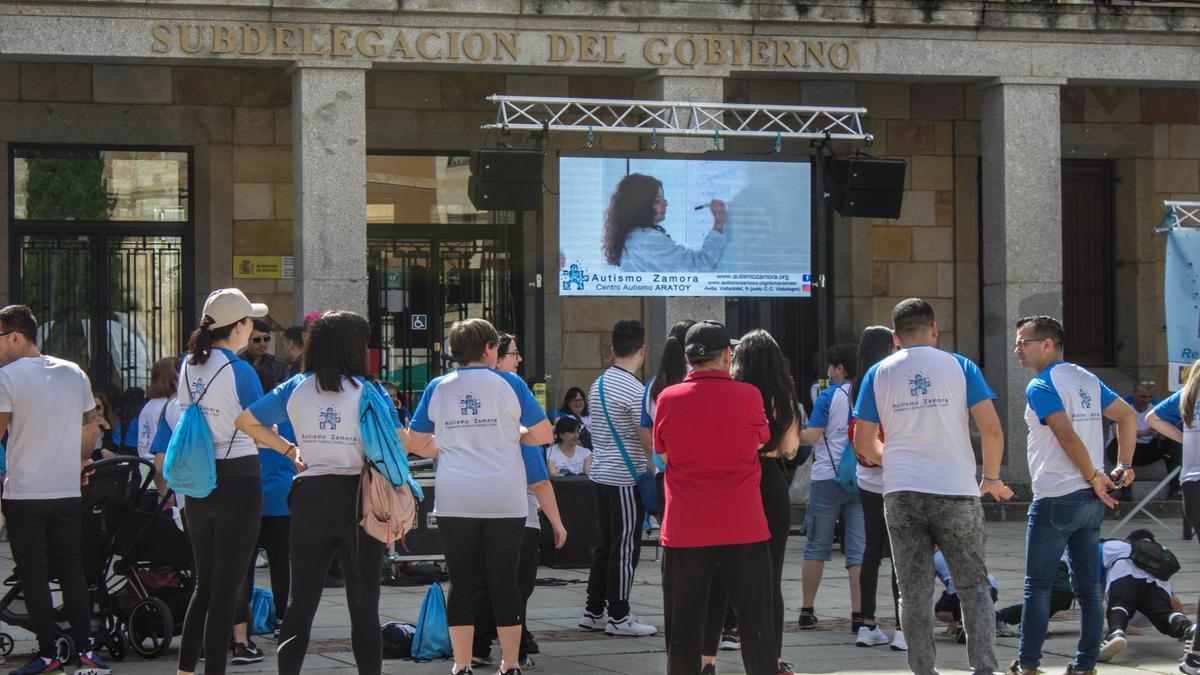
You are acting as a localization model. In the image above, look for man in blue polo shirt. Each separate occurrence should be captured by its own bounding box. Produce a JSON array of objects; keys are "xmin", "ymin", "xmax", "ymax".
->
[
  {"xmin": 1011, "ymin": 315, "xmax": 1137, "ymax": 675},
  {"xmin": 852, "ymin": 298, "xmax": 1011, "ymax": 675}
]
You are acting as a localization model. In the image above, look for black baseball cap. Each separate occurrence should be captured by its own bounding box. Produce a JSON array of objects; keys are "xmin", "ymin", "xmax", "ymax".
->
[{"xmin": 684, "ymin": 320, "xmax": 739, "ymax": 359}]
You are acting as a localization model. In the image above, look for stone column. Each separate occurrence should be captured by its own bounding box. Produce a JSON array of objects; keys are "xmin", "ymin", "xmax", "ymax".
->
[
  {"xmin": 290, "ymin": 62, "xmax": 369, "ymax": 320},
  {"xmin": 980, "ymin": 77, "xmax": 1066, "ymax": 483},
  {"xmin": 642, "ymin": 74, "xmax": 727, "ymax": 368}
]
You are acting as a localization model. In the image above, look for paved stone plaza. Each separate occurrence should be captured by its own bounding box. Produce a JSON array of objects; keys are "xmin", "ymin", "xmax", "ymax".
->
[{"xmin": 1, "ymin": 518, "xmax": 1197, "ymax": 674}]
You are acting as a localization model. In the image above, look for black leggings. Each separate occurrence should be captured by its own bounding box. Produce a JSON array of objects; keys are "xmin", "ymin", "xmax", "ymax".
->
[
  {"xmin": 278, "ymin": 475, "xmax": 384, "ymax": 675},
  {"xmin": 474, "ymin": 526, "xmax": 541, "ymax": 658},
  {"xmin": 441, "ymin": 516, "xmax": 525, "ymax": 627},
  {"xmin": 860, "ymin": 487, "xmax": 900, "ymax": 626},
  {"xmin": 1185, "ymin": 481, "xmax": 1200, "ymax": 652},
  {"xmin": 237, "ymin": 514, "xmax": 291, "ymax": 626},
  {"xmin": 702, "ymin": 458, "xmax": 791, "ymax": 658},
  {"xmin": 179, "ymin": 458, "xmax": 263, "ymax": 675}
]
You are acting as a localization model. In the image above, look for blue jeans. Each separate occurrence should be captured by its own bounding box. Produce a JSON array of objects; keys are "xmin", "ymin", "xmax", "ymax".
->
[
  {"xmin": 1018, "ymin": 488, "xmax": 1105, "ymax": 671},
  {"xmin": 803, "ymin": 479, "xmax": 865, "ymax": 565}
]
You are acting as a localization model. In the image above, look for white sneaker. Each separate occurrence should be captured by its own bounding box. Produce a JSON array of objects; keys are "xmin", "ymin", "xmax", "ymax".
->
[
  {"xmin": 1098, "ymin": 630, "xmax": 1126, "ymax": 663},
  {"xmin": 889, "ymin": 629, "xmax": 907, "ymax": 651},
  {"xmin": 578, "ymin": 610, "xmax": 607, "ymax": 631},
  {"xmin": 255, "ymin": 550, "xmax": 268, "ymax": 568},
  {"xmin": 605, "ymin": 615, "xmax": 657, "ymax": 637},
  {"xmin": 856, "ymin": 625, "xmax": 890, "ymax": 647}
]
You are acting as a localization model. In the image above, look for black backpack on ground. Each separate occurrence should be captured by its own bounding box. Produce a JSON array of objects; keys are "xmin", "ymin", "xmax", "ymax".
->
[
  {"xmin": 381, "ymin": 621, "xmax": 416, "ymax": 659},
  {"xmin": 1128, "ymin": 538, "xmax": 1181, "ymax": 581}
]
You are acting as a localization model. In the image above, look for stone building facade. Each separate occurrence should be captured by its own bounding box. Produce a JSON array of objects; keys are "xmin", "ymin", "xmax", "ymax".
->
[{"xmin": 2, "ymin": 0, "xmax": 1199, "ymax": 481}]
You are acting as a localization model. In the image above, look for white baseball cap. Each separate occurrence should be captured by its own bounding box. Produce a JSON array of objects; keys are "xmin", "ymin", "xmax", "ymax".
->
[{"xmin": 201, "ymin": 288, "xmax": 268, "ymax": 329}]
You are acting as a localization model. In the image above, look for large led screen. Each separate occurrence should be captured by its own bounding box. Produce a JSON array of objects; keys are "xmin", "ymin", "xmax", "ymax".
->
[{"xmin": 558, "ymin": 156, "xmax": 812, "ymax": 297}]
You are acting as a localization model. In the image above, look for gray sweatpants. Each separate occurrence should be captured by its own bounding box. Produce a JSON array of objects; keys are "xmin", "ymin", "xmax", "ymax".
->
[{"xmin": 884, "ymin": 491, "xmax": 997, "ymax": 675}]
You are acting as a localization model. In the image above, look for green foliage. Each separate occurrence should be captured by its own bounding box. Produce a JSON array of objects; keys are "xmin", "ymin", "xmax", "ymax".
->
[{"xmin": 23, "ymin": 151, "xmax": 111, "ymax": 221}]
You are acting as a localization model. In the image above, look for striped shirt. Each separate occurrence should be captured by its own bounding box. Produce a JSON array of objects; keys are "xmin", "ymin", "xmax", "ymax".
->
[{"xmin": 588, "ymin": 366, "xmax": 648, "ymax": 487}]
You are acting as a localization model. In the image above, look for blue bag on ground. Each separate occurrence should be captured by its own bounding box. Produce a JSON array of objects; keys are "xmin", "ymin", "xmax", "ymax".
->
[
  {"xmin": 250, "ymin": 586, "xmax": 277, "ymax": 635},
  {"xmin": 164, "ymin": 361, "xmax": 232, "ymax": 498},
  {"xmin": 411, "ymin": 583, "xmax": 451, "ymax": 660},
  {"xmin": 359, "ymin": 380, "xmax": 424, "ymax": 500}
]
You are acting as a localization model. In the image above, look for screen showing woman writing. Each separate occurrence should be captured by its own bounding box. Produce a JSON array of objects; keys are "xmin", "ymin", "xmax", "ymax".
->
[{"xmin": 558, "ymin": 156, "xmax": 812, "ymax": 297}]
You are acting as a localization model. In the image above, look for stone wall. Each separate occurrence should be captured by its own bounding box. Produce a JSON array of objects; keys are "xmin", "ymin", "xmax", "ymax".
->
[
  {"xmin": 2, "ymin": 60, "xmax": 1198, "ymax": 402},
  {"xmin": 0, "ymin": 62, "xmax": 297, "ymax": 339},
  {"xmin": 1061, "ymin": 85, "xmax": 1200, "ymax": 389}
]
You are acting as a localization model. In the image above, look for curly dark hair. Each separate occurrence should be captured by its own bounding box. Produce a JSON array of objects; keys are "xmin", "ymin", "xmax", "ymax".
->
[{"xmin": 602, "ymin": 173, "xmax": 662, "ymax": 266}]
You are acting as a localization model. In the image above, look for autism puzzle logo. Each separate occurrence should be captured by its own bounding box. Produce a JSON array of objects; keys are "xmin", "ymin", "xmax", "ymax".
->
[
  {"xmin": 561, "ymin": 262, "xmax": 587, "ymax": 291},
  {"xmin": 908, "ymin": 372, "xmax": 931, "ymax": 397},
  {"xmin": 460, "ymin": 393, "xmax": 482, "ymax": 416},
  {"xmin": 319, "ymin": 406, "xmax": 342, "ymax": 430},
  {"xmin": 1078, "ymin": 387, "xmax": 1093, "ymax": 409}
]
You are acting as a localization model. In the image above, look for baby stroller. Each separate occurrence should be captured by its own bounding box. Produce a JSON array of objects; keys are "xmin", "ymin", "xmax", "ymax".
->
[
  {"xmin": 0, "ymin": 456, "xmax": 189, "ymax": 662},
  {"xmin": 110, "ymin": 478, "xmax": 193, "ymax": 659}
]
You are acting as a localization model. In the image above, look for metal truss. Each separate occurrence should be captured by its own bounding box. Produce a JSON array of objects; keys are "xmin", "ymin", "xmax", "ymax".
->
[
  {"xmin": 484, "ymin": 95, "xmax": 872, "ymax": 142},
  {"xmin": 1158, "ymin": 201, "xmax": 1200, "ymax": 232}
]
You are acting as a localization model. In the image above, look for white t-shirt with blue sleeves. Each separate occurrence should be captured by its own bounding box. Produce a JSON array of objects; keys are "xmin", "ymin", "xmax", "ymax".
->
[
  {"xmin": 809, "ymin": 381, "xmax": 852, "ymax": 482},
  {"xmin": 176, "ymin": 348, "xmax": 262, "ymax": 460},
  {"xmin": 853, "ymin": 345, "xmax": 994, "ymax": 497},
  {"xmin": 410, "ymin": 366, "xmax": 547, "ymax": 519},
  {"xmin": 1023, "ymin": 361, "xmax": 1117, "ymax": 499},
  {"xmin": 248, "ymin": 374, "xmax": 378, "ymax": 478},
  {"xmin": 136, "ymin": 396, "xmax": 176, "ymax": 460},
  {"xmin": 1151, "ymin": 391, "xmax": 1200, "ymax": 484}
]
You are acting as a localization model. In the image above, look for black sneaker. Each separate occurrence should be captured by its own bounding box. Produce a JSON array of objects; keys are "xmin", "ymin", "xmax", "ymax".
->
[
  {"xmin": 523, "ymin": 629, "xmax": 540, "ymax": 655},
  {"xmin": 851, "ymin": 614, "xmax": 864, "ymax": 634},
  {"xmin": 701, "ymin": 665, "xmax": 717, "ymax": 675},
  {"xmin": 955, "ymin": 628, "xmax": 966, "ymax": 644},
  {"xmin": 797, "ymin": 608, "xmax": 817, "ymax": 630},
  {"xmin": 231, "ymin": 642, "xmax": 265, "ymax": 665},
  {"xmin": 1181, "ymin": 652, "xmax": 1200, "ymax": 675}
]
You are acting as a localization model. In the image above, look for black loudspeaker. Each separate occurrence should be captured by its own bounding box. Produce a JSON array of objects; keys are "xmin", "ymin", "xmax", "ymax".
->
[
  {"xmin": 538, "ymin": 476, "xmax": 596, "ymax": 568},
  {"xmin": 468, "ymin": 176, "xmax": 542, "ymax": 211},
  {"xmin": 468, "ymin": 150, "xmax": 544, "ymax": 211},
  {"xmin": 828, "ymin": 156, "xmax": 907, "ymax": 219}
]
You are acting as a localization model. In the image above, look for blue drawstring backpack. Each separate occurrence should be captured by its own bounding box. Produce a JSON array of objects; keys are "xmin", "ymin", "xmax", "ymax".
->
[
  {"xmin": 359, "ymin": 381, "xmax": 424, "ymax": 500},
  {"xmin": 164, "ymin": 361, "xmax": 233, "ymax": 498},
  {"xmin": 250, "ymin": 586, "xmax": 277, "ymax": 635},
  {"xmin": 411, "ymin": 583, "xmax": 451, "ymax": 661}
]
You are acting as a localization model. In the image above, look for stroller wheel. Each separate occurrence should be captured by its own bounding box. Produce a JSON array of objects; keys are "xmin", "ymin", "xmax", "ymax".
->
[
  {"xmin": 0, "ymin": 632, "xmax": 12, "ymax": 655},
  {"xmin": 128, "ymin": 597, "xmax": 173, "ymax": 659},
  {"xmin": 53, "ymin": 633, "xmax": 75, "ymax": 665},
  {"xmin": 106, "ymin": 628, "xmax": 127, "ymax": 661}
]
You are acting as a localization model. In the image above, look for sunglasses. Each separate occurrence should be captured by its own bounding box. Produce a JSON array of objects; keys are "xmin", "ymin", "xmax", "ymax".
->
[
  {"xmin": 252, "ymin": 336, "xmax": 271, "ymax": 344},
  {"xmin": 0, "ymin": 330, "xmax": 15, "ymax": 338}
]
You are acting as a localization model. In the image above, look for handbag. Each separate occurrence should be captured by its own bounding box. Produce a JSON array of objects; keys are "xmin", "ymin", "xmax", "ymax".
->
[
  {"xmin": 788, "ymin": 451, "xmax": 813, "ymax": 505},
  {"xmin": 358, "ymin": 461, "xmax": 417, "ymax": 546},
  {"xmin": 598, "ymin": 374, "xmax": 658, "ymax": 515}
]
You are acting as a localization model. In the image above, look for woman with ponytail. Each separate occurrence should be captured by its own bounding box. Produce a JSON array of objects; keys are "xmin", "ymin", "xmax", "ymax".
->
[
  {"xmin": 173, "ymin": 288, "xmax": 272, "ymax": 675},
  {"xmin": 1146, "ymin": 359, "xmax": 1200, "ymax": 674}
]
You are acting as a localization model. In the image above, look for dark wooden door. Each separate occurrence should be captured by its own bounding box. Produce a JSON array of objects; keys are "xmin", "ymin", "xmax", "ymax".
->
[{"xmin": 1061, "ymin": 160, "xmax": 1115, "ymax": 365}]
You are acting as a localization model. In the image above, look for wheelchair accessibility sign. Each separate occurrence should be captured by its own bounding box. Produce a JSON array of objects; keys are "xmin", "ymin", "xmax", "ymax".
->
[{"xmin": 411, "ymin": 314, "xmax": 428, "ymax": 331}]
